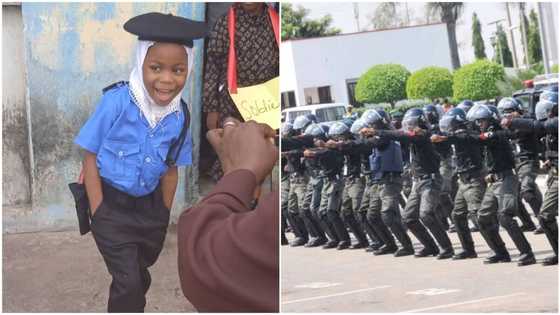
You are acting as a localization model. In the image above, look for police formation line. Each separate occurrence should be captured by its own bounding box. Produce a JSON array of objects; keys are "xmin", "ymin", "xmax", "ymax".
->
[{"xmin": 281, "ymin": 89, "xmax": 558, "ymax": 267}]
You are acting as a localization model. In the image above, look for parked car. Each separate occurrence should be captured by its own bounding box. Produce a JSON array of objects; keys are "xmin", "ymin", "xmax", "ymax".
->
[{"xmin": 282, "ymin": 103, "xmax": 347, "ymax": 125}]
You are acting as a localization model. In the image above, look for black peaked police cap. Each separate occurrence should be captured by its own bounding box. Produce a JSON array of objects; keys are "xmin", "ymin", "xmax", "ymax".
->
[{"xmin": 124, "ymin": 12, "xmax": 208, "ymax": 47}]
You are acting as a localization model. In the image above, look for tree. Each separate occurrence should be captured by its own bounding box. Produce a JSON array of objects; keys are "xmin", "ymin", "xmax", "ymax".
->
[
  {"xmin": 453, "ymin": 59, "xmax": 505, "ymax": 101},
  {"xmin": 519, "ymin": 3, "xmax": 530, "ymax": 65},
  {"xmin": 370, "ymin": 2, "xmax": 402, "ymax": 30},
  {"xmin": 471, "ymin": 12, "xmax": 486, "ymax": 59},
  {"xmin": 406, "ymin": 67, "xmax": 453, "ymax": 100},
  {"xmin": 492, "ymin": 24, "xmax": 513, "ymax": 67},
  {"xmin": 426, "ymin": 2, "xmax": 464, "ymax": 70},
  {"xmin": 355, "ymin": 64, "xmax": 410, "ymax": 108},
  {"xmin": 281, "ymin": 3, "xmax": 341, "ymax": 40},
  {"xmin": 527, "ymin": 9, "xmax": 542, "ymax": 65}
]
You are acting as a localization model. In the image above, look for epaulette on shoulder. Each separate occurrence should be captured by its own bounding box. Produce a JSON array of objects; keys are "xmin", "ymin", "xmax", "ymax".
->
[{"xmin": 102, "ymin": 81, "xmax": 128, "ymax": 94}]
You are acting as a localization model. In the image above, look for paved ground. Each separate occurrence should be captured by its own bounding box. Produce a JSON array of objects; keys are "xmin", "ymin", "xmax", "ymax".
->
[
  {"xmin": 282, "ymin": 224, "xmax": 558, "ymax": 313},
  {"xmin": 282, "ymin": 174, "xmax": 558, "ymax": 313},
  {"xmin": 3, "ymin": 226, "xmax": 196, "ymax": 312}
]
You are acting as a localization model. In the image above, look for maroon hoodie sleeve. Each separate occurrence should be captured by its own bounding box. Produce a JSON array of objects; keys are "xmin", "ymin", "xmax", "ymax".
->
[{"xmin": 177, "ymin": 169, "xmax": 279, "ymax": 312}]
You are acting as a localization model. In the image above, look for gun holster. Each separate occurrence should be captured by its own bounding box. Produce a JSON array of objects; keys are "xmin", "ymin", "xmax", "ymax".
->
[{"xmin": 68, "ymin": 182, "xmax": 91, "ymax": 235}]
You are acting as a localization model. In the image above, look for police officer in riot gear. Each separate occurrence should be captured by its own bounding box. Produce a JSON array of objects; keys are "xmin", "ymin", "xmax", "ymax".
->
[
  {"xmin": 433, "ymin": 108, "xmax": 484, "ymax": 259},
  {"xmin": 284, "ymin": 122, "xmax": 330, "ymax": 248},
  {"xmin": 497, "ymin": 97, "xmax": 541, "ymax": 232},
  {"xmin": 325, "ymin": 122, "xmax": 370, "ymax": 249},
  {"xmin": 360, "ymin": 109, "xmax": 415, "ymax": 257},
  {"xmin": 467, "ymin": 104, "xmax": 536, "ymax": 266},
  {"xmin": 281, "ymin": 123, "xmax": 293, "ymax": 245},
  {"xmin": 424, "ymin": 104, "xmax": 454, "ymax": 231},
  {"xmin": 391, "ymin": 110, "xmax": 412, "ymax": 207},
  {"xmin": 369, "ymin": 108, "xmax": 454, "ymax": 259},
  {"xmin": 350, "ymin": 118, "xmax": 385, "ymax": 251},
  {"xmin": 283, "ymin": 119, "xmax": 312, "ymax": 246},
  {"xmin": 309, "ymin": 123, "xmax": 351, "ymax": 249},
  {"xmin": 504, "ymin": 93, "xmax": 558, "ymax": 266},
  {"xmin": 304, "ymin": 123, "xmax": 351, "ymax": 249}
]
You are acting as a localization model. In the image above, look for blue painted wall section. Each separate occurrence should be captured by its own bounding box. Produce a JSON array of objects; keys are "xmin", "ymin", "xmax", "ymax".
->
[{"xmin": 8, "ymin": 3, "xmax": 205, "ymax": 232}]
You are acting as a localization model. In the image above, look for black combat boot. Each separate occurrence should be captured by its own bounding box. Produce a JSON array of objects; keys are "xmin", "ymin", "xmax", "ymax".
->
[
  {"xmin": 539, "ymin": 216, "xmax": 558, "ymax": 266},
  {"xmin": 327, "ymin": 211, "xmax": 351, "ymax": 250},
  {"xmin": 452, "ymin": 216, "xmax": 477, "ymax": 260},
  {"xmin": 369, "ymin": 215, "xmax": 397, "ymax": 255},
  {"xmin": 517, "ymin": 199, "xmax": 536, "ymax": 232},
  {"xmin": 384, "ymin": 217, "xmax": 414, "ymax": 257},
  {"xmin": 422, "ymin": 214, "xmax": 454, "ymax": 259},
  {"xmin": 319, "ymin": 215, "xmax": 339, "ymax": 249},
  {"xmin": 344, "ymin": 215, "xmax": 369, "ymax": 249},
  {"xmin": 290, "ymin": 237, "xmax": 307, "ymax": 247},
  {"xmin": 360, "ymin": 214, "xmax": 383, "ymax": 251},
  {"xmin": 407, "ymin": 221, "xmax": 439, "ymax": 257},
  {"xmin": 373, "ymin": 244, "xmax": 398, "ymax": 255},
  {"xmin": 541, "ymin": 255, "xmax": 558, "ymax": 266},
  {"xmin": 499, "ymin": 214, "xmax": 535, "ymax": 266}
]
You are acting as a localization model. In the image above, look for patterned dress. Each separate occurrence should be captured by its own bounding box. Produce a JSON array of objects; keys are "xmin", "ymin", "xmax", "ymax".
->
[{"xmin": 203, "ymin": 4, "xmax": 279, "ymax": 181}]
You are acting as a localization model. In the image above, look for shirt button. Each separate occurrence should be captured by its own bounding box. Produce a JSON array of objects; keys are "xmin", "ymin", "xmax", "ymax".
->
[
  {"xmin": 140, "ymin": 181, "xmax": 145, "ymax": 186},
  {"xmin": 149, "ymin": 134, "xmax": 154, "ymax": 138},
  {"xmin": 145, "ymin": 157, "xmax": 152, "ymax": 163},
  {"xmin": 118, "ymin": 151, "xmax": 124, "ymax": 157}
]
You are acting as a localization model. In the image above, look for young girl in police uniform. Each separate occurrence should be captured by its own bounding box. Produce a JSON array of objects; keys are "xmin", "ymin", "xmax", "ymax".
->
[{"xmin": 74, "ymin": 13, "xmax": 207, "ymax": 312}]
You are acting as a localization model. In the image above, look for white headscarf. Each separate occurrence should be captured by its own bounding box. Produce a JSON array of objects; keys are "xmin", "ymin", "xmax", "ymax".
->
[{"xmin": 129, "ymin": 40, "xmax": 194, "ymax": 128}]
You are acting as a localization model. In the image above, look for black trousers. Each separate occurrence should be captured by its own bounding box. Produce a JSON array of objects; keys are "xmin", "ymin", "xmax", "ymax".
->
[{"xmin": 91, "ymin": 182, "xmax": 170, "ymax": 313}]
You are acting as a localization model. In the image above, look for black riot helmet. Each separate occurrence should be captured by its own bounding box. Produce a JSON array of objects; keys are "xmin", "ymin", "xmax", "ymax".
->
[
  {"xmin": 497, "ymin": 97, "xmax": 522, "ymax": 115},
  {"xmin": 402, "ymin": 108, "xmax": 427, "ymax": 131},
  {"xmin": 303, "ymin": 123, "xmax": 326, "ymax": 140},
  {"xmin": 362, "ymin": 109, "xmax": 389, "ymax": 129},
  {"xmin": 422, "ymin": 104, "xmax": 441, "ymax": 125},
  {"xmin": 535, "ymin": 99, "xmax": 558, "ymax": 121},
  {"xmin": 466, "ymin": 104, "xmax": 500, "ymax": 131},
  {"xmin": 439, "ymin": 108, "xmax": 467, "ymax": 134},
  {"xmin": 456, "ymin": 100, "xmax": 474, "ymax": 113},
  {"xmin": 350, "ymin": 118, "xmax": 368, "ymax": 135},
  {"xmin": 293, "ymin": 115, "xmax": 314, "ymax": 134},
  {"xmin": 281, "ymin": 122, "xmax": 294, "ymax": 137},
  {"xmin": 375, "ymin": 108, "xmax": 391, "ymax": 125},
  {"xmin": 328, "ymin": 121, "xmax": 351, "ymax": 140}
]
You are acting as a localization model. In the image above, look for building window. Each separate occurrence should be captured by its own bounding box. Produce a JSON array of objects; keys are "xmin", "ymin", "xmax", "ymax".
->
[
  {"xmin": 281, "ymin": 91, "xmax": 296, "ymax": 109},
  {"xmin": 346, "ymin": 79, "xmax": 363, "ymax": 107},
  {"xmin": 303, "ymin": 86, "xmax": 333, "ymax": 105},
  {"xmin": 318, "ymin": 86, "xmax": 332, "ymax": 103}
]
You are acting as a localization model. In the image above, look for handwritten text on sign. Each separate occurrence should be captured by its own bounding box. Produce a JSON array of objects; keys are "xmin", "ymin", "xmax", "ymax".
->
[{"xmin": 230, "ymin": 77, "xmax": 279, "ymax": 130}]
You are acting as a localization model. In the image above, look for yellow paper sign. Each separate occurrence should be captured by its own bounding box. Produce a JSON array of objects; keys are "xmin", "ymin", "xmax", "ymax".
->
[{"xmin": 230, "ymin": 77, "xmax": 279, "ymax": 130}]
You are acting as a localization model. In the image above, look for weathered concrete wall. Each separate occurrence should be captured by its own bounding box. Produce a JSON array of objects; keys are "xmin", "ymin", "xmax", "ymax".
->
[
  {"xmin": 2, "ymin": 5, "xmax": 32, "ymax": 207},
  {"xmin": 3, "ymin": 3, "xmax": 206, "ymax": 233}
]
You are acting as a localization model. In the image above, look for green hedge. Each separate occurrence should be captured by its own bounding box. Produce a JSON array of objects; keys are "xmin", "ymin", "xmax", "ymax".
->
[
  {"xmin": 355, "ymin": 64, "xmax": 410, "ymax": 105},
  {"xmin": 453, "ymin": 59, "xmax": 505, "ymax": 101},
  {"xmin": 406, "ymin": 66, "xmax": 453, "ymax": 100}
]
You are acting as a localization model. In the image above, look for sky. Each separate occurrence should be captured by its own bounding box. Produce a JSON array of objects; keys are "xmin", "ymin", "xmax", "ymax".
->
[{"xmin": 292, "ymin": 1, "xmax": 559, "ymax": 66}]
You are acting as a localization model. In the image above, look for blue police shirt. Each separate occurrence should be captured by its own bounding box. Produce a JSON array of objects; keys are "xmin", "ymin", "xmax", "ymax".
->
[{"xmin": 75, "ymin": 83, "xmax": 192, "ymax": 197}]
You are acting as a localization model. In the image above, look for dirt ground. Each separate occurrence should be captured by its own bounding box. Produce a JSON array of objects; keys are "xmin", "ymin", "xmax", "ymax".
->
[{"xmin": 2, "ymin": 225, "xmax": 196, "ymax": 312}]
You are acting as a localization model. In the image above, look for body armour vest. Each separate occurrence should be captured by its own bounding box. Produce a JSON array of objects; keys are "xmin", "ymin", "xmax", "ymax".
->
[{"xmin": 369, "ymin": 140, "xmax": 404, "ymax": 181}]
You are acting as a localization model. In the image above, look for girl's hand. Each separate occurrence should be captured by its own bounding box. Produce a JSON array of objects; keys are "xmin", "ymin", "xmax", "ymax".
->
[{"xmin": 206, "ymin": 118, "xmax": 278, "ymax": 183}]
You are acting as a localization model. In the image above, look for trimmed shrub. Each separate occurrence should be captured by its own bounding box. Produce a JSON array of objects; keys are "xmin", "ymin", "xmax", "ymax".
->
[
  {"xmin": 355, "ymin": 64, "xmax": 410, "ymax": 106},
  {"xmin": 453, "ymin": 59, "xmax": 505, "ymax": 101},
  {"xmin": 406, "ymin": 66, "xmax": 453, "ymax": 100}
]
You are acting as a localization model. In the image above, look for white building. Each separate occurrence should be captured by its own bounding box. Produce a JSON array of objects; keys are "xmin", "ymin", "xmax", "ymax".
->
[{"xmin": 281, "ymin": 23, "xmax": 454, "ymax": 108}]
